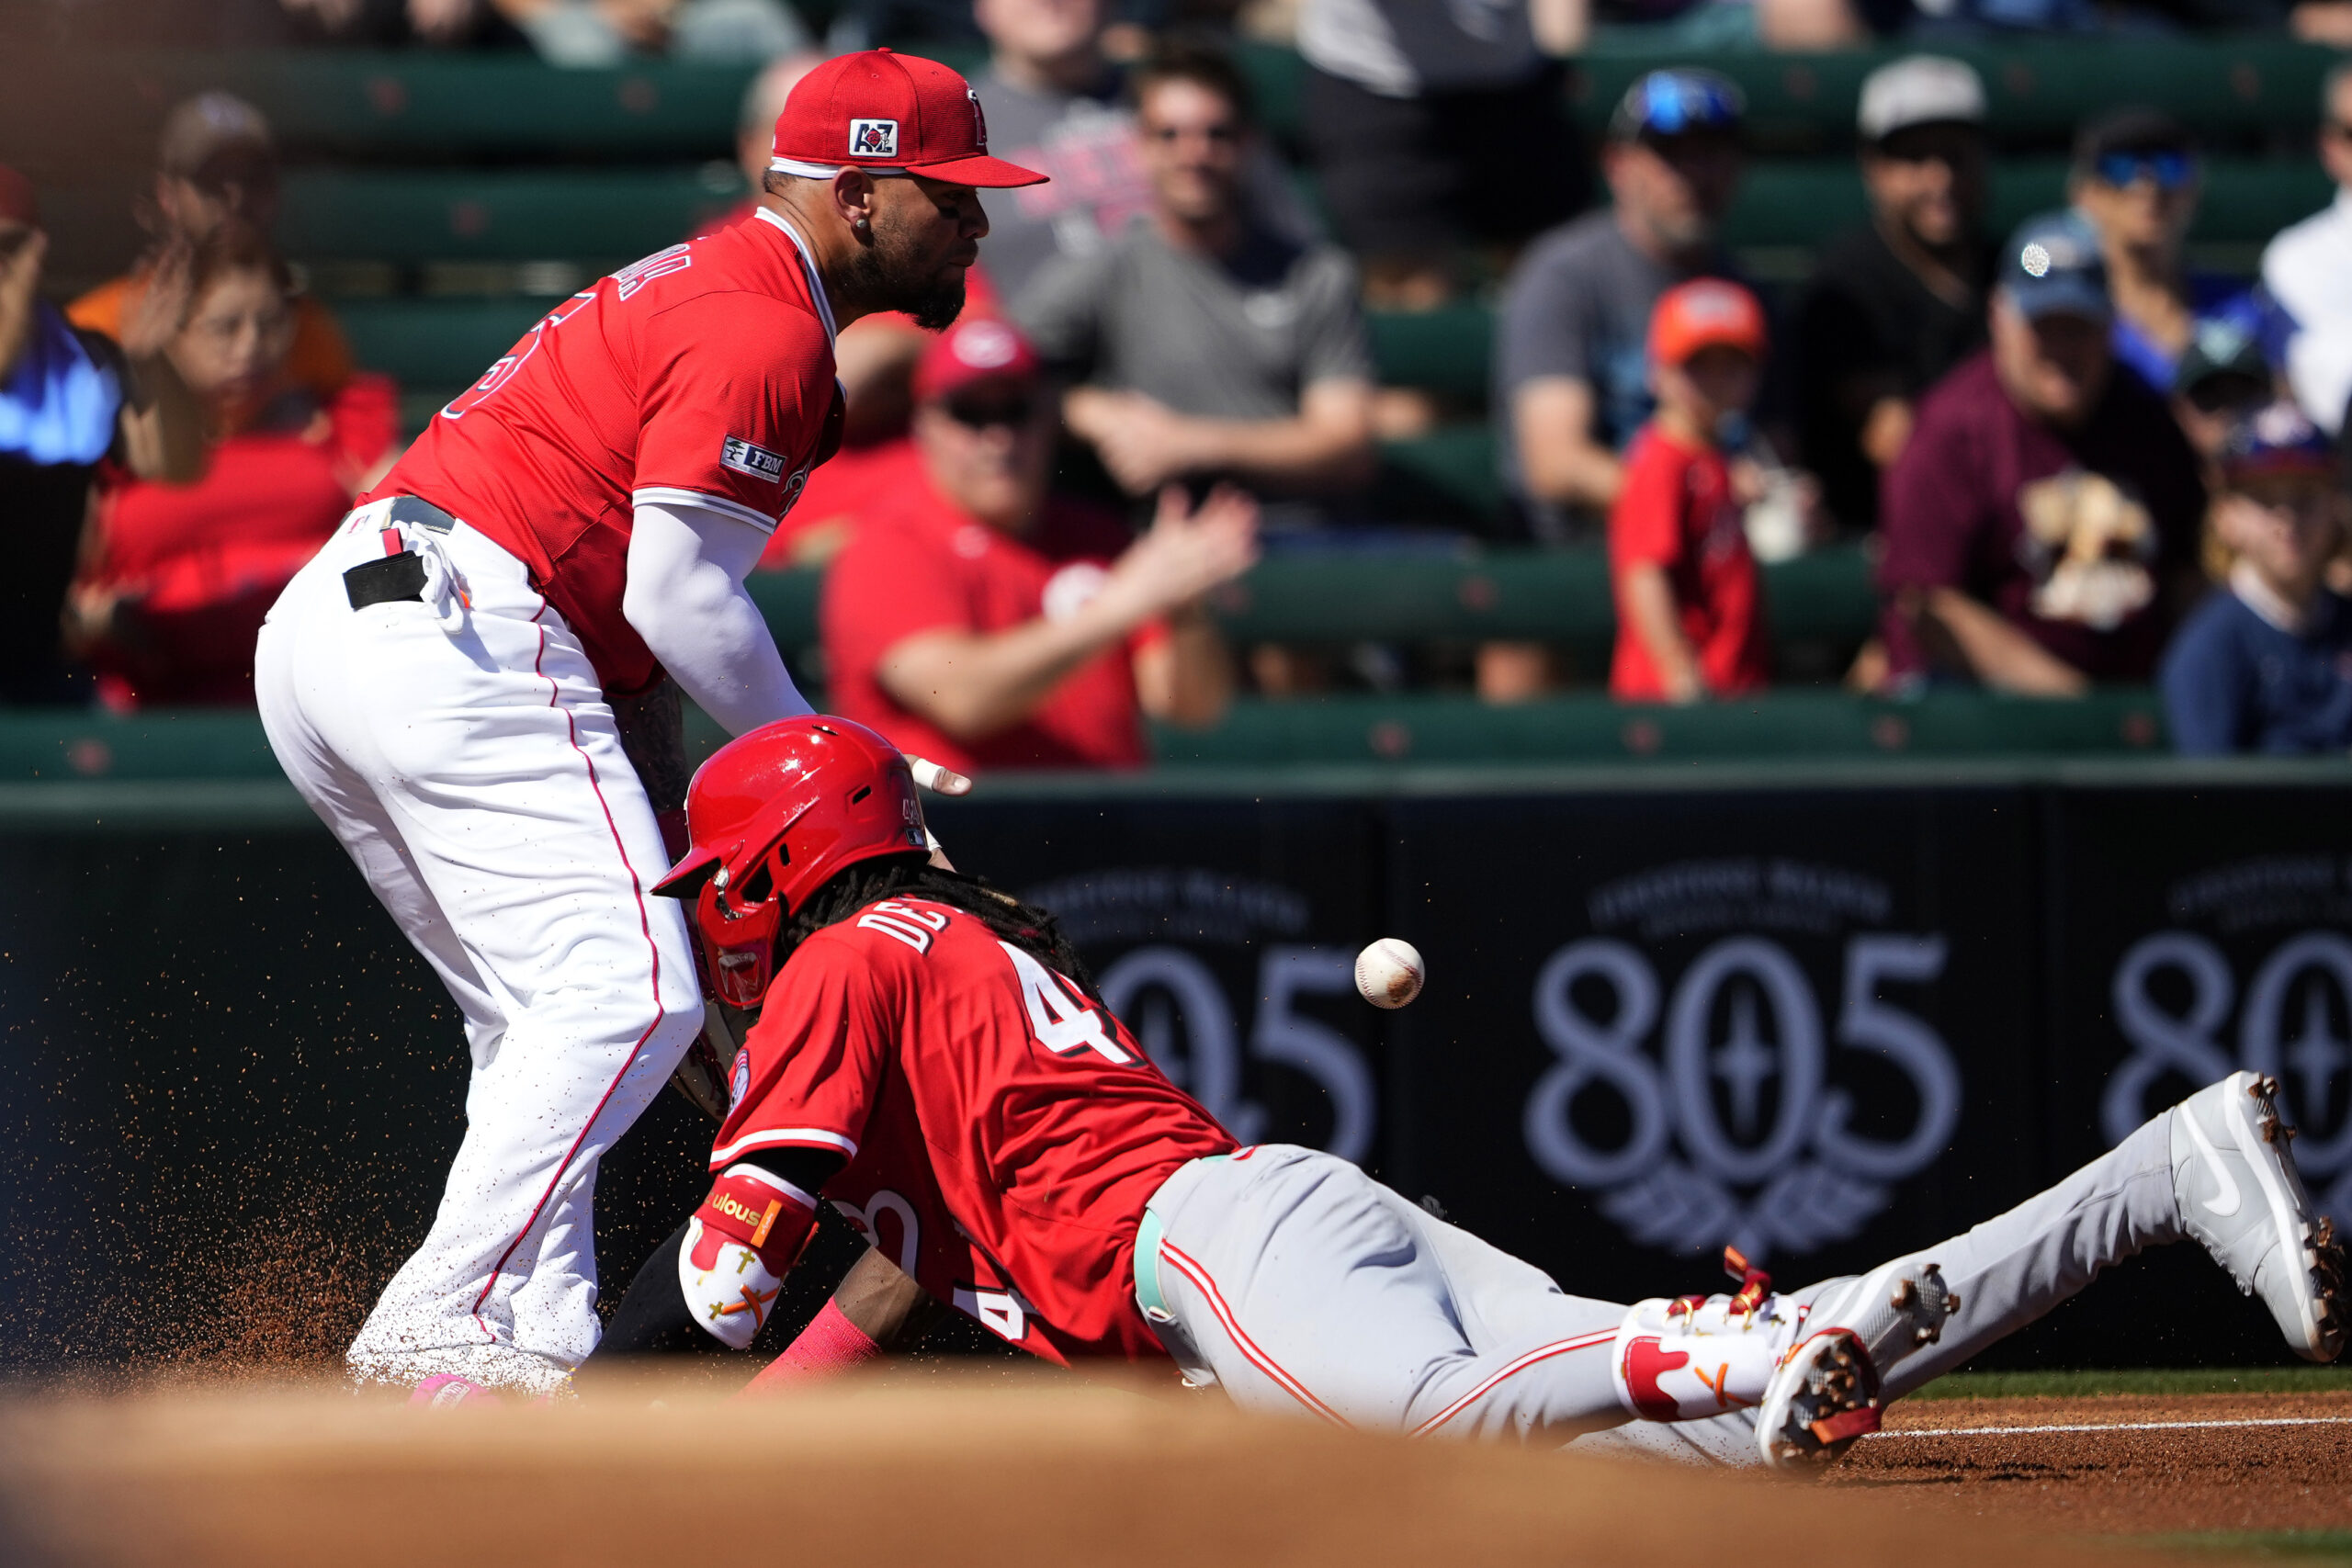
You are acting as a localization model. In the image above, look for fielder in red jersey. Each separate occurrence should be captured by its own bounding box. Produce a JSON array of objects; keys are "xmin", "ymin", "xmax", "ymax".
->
[
  {"xmin": 256, "ymin": 51, "xmax": 1045, "ymax": 1400},
  {"xmin": 374, "ymin": 211, "xmax": 847, "ymax": 698}
]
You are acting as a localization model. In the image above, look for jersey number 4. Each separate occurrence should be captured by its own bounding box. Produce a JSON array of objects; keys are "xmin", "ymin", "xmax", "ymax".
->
[{"xmin": 1001, "ymin": 943, "xmax": 1132, "ymax": 1065}]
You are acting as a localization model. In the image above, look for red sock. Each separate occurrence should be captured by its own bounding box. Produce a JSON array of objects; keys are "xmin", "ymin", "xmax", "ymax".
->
[{"xmin": 738, "ymin": 1300, "xmax": 881, "ymax": 1397}]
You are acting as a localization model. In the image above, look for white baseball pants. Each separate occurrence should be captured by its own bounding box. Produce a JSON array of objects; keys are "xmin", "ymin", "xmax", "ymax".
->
[
  {"xmin": 256, "ymin": 501, "xmax": 704, "ymax": 1395},
  {"xmin": 1139, "ymin": 1117, "xmax": 2184, "ymax": 1450}
]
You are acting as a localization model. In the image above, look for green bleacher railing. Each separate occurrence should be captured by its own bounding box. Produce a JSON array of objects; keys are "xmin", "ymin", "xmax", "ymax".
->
[
  {"xmin": 0, "ymin": 687, "xmax": 2165, "ymax": 784},
  {"xmin": 1148, "ymin": 688, "xmax": 2166, "ymax": 764}
]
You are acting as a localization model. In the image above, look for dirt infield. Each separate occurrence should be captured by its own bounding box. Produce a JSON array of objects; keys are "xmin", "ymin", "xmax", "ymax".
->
[
  {"xmin": 1836, "ymin": 1391, "xmax": 2352, "ymax": 1536},
  {"xmin": 0, "ymin": 1372, "xmax": 2230, "ymax": 1568},
  {"xmin": 3, "ymin": 1375, "xmax": 2344, "ymax": 1565}
]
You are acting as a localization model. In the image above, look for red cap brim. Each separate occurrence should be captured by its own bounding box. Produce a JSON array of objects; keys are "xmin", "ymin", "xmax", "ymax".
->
[{"xmin": 908, "ymin": 153, "xmax": 1048, "ymax": 188}]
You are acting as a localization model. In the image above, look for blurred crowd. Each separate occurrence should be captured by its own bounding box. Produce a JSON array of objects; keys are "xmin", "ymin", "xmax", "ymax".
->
[{"xmin": 10, "ymin": 0, "xmax": 2352, "ymax": 766}]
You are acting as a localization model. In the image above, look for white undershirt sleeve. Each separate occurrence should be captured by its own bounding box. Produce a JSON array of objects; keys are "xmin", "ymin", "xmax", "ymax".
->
[{"xmin": 623, "ymin": 496, "xmax": 813, "ymax": 737}]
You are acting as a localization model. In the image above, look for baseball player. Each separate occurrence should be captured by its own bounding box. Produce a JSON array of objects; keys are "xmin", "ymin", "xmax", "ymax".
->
[
  {"xmin": 254, "ymin": 52, "xmax": 1045, "ymax": 1397},
  {"xmin": 596, "ymin": 715, "xmax": 2344, "ymax": 1467}
]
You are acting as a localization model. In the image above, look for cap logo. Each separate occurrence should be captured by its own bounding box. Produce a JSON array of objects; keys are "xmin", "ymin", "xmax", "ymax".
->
[
  {"xmin": 850, "ymin": 118, "xmax": 899, "ymax": 158},
  {"xmin": 2019, "ymin": 243, "xmax": 2052, "ymax": 278},
  {"xmin": 954, "ymin": 320, "xmax": 1020, "ymax": 370},
  {"xmin": 968, "ymin": 88, "xmax": 988, "ymax": 149}
]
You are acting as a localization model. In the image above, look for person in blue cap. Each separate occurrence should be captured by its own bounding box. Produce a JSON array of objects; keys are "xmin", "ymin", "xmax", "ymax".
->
[
  {"xmin": 2161, "ymin": 402, "xmax": 2352, "ymax": 755},
  {"xmin": 1498, "ymin": 69, "xmax": 1752, "ymax": 543},
  {"xmin": 1490, "ymin": 69, "xmax": 1790, "ymax": 699},
  {"xmin": 1875, "ymin": 209, "xmax": 2205, "ymax": 695}
]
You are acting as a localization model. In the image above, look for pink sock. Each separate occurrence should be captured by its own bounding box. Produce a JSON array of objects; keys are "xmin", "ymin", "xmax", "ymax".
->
[{"xmin": 738, "ymin": 1300, "xmax": 881, "ymax": 1397}]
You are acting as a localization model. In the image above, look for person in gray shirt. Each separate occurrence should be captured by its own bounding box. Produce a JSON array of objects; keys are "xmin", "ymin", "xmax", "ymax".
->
[
  {"xmin": 1497, "ymin": 68, "xmax": 1752, "ymax": 543},
  {"xmin": 1016, "ymin": 43, "xmax": 1377, "ymax": 508},
  {"xmin": 972, "ymin": 0, "xmax": 1319, "ymax": 306}
]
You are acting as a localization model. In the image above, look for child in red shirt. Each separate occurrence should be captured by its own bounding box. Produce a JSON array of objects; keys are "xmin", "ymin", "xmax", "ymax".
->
[{"xmin": 1608, "ymin": 279, "xmax": 1771, "ymax": 703}]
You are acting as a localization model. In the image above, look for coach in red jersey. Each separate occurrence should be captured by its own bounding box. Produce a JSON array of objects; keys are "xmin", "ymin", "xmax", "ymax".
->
[{"xmin": 254, "ymin": 53, "xmax": 1044, "ymax": 1399}]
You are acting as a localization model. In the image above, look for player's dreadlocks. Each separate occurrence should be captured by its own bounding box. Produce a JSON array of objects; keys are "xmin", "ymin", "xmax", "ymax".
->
[{"xmin": 780, "ymin": 852, "xmax": 1102, "ymax": 1004}]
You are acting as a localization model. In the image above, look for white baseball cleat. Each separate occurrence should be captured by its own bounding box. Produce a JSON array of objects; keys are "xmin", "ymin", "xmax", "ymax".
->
[
  {"xmin": 1755, "ymin": 1253, "xmax": 1959, "ymax": 1472},
  {"xmin": 1611, "ymin": 1253, "xmax": 1800, "ymax": 1424},
  {"xmin": 2171, "ymin": 1071, "xmax": 2345, "ymax": 1363}
]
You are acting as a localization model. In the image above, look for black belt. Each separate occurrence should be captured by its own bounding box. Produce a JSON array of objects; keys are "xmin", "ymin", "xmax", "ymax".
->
[{"xmin": 345, "ymin": 496, "xmax": 458, "ymax": 610}]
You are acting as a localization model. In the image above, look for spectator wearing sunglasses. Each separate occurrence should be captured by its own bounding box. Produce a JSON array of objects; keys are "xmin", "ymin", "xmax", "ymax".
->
[
  {"xmin": 820, "ymin": 317, "xmax": 1259, "ymax": 776},
  {"xmin": 2069, "ymin": 108, "xmax": 2249, "ymax": 398},
  {"xmin": 1015, "ymin": 43, "xmax": 1377, "ymax": 520},
  {"xmin": 2263, "ymin": 62, "xmax": 2352, "ymax": 439},
  {"xmin": 1795, "ymin": 56, "xmax": 1993, "ymax": 536}
]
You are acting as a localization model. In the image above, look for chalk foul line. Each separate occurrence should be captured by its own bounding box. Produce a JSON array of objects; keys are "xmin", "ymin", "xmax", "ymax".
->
[{"xmin": 1871, "ymin": 1416, "xmax": 2352, "ymax": 1438}]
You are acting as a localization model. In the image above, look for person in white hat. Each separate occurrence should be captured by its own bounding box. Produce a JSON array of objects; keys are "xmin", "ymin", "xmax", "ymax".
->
[{"xmin": 1794, "ymin": 55, "xmax": 1992, "ymax": 533}]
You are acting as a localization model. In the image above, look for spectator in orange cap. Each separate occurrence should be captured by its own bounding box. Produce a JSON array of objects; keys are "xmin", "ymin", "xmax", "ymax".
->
[
  {"xmin": 70, "ymin": 93, "xmax": 356, "ymax": 410},
  {"xmin": 66, "ymin": 223, "xmax": 397, "ymax": 709},
  {"xmin": 1608, "ymin": 278, "xmax": 1771, "ymax": 703},
  {"xmin": 822, "ymin": 316, "xmax": 1257, "ymax": 775}
]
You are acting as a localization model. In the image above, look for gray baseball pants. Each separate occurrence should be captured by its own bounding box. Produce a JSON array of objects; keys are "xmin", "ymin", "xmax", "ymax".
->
[{"xmin": 1136, "ymin": 1115, "xmax": 2182, "ymax": 1458}]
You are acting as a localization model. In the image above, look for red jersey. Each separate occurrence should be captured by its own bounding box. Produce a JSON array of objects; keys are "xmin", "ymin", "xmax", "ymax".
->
[
  {"xmin": 756, "ymin": 437, "xmax": 922, "ymax": 570},
  {"xmin": 715, "ymin": 897, "xmax": 1236, "ymax": 1363},
  {"xmin": 821, "ymin": 474, "xmax": 1161, "ymax": 774},
  {"xmin": 85, "ymin": 376, "xmax": 398, "ymax": 708},
  {"xmin": 368, "ymin": 209, "xmax": 845, "ymax": 696},
  {"xmin": 1608, "ymin": 423, "xmax": 1769, "ymax": 701}
]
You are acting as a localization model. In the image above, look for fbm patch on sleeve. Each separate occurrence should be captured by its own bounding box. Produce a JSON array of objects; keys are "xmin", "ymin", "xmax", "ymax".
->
[{"xmin": 721, "ymin": 435, "xmax": 789, "ymax": 482}]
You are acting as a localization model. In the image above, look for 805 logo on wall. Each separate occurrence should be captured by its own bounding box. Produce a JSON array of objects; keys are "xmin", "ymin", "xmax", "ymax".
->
[
  {"xmin": 1023, "ymin": 867, "xmax": 1377, "ymax": 1163},
  {"xmin": 2101, "ymin": 855, "xmax": 2352, "ymax": 1224},
  {"xmin": 1522, "ymin": 858, "xmax": 1961, "ymax": 1264}
]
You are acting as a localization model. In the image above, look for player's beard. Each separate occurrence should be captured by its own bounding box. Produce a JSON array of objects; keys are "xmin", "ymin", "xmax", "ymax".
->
[{"xmin": 842, "ymin": 221, "xmax": 967, "ymax": 333}]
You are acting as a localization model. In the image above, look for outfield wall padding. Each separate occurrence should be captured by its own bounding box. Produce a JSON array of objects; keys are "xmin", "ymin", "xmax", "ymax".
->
[{"xmin": 5, "ymin": 767, "xmax": 2349, "ymax": 1371}]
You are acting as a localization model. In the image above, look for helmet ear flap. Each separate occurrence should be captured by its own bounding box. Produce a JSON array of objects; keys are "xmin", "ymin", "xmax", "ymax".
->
[{"xmin": 693, "ymin": 837, "xmax": 791, "ymax": 1010}]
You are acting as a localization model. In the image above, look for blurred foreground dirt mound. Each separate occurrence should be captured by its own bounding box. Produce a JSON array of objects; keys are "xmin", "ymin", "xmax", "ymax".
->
[{"xmin": 0, "ymin": 1371, "xmax": 2182, "ymax": 1568}]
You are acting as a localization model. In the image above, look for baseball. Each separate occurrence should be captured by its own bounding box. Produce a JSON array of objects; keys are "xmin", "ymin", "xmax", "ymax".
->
[{"xmin": 1355, "ymin": 938, "xmax": 1425, "ymax": 1010}]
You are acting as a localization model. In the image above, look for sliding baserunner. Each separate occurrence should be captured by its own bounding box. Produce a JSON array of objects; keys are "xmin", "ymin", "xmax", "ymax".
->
[{"xmin": 604, "ymin": 716, "xmax": 2344, "ymax": 1466}]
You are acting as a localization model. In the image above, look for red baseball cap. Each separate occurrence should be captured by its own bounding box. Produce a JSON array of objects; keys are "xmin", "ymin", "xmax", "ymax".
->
[
  {"xmin": 1649, "ymin": 278, "xmax": 1768, "ymax": 367},
  {"xmin": 771, "ymin": 49, "xmax": 1046, "ymax": 189},
  {"xmin": 913, "ymin": 316, "xmax": 1041, "ymax": 402}
]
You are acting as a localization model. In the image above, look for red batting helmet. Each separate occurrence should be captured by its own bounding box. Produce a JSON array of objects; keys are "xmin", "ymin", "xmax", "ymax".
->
[{"xmin": 653, "ymin": 716, "xmax": 927, "ymax": 1008}]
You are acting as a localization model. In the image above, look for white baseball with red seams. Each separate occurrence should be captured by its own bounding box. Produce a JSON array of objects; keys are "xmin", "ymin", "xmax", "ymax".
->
[{"xmin": 1354, "ymin": 938, "xmax": 1423, "ymax": 1009}]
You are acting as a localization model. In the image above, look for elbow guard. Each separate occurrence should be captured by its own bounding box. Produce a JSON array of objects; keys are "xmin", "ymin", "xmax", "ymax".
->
[{"xmin": 679, "ymin": 1163, "xmax": 820, "ymax": 1349}]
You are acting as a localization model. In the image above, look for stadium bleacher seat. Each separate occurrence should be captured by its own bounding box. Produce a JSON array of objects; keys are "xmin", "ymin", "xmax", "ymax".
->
[
  {"xmin": 746, "ymin": 542, "xmax": 1877, "ymax": 666},
  {"xmin": 18, "ymin": 39, "xmax": 2330, "ymax": 168},
  {"xmin": 276, "ymin": 167, "xmax": 746, "ymax": 267},
  {"xmin": 1148, "ymin": 687, "xmax": 2165, "ymax": 764},
  {"xmin": 0, "ymin": 685, "xmax": 2165, "ymax": 782}
]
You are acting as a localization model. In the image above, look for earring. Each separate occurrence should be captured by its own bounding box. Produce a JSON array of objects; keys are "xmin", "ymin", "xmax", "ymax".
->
[{"xmin": 854, "ymin": 217, "xmax": 870, "ymax": 232}]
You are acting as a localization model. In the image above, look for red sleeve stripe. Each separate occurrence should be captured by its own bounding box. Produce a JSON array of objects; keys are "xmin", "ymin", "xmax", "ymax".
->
[
  {"xmin": 1158, "ymin": 1241, "xmax": 1351, "ymax": 1429},
  {"xmin": 1406, "ymin": 1329, "xmax": 1617, "ymax": 1437},
  {"xmin": 711, "ymin": 1126, "xmax": 859, "ymax": 1166}
]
